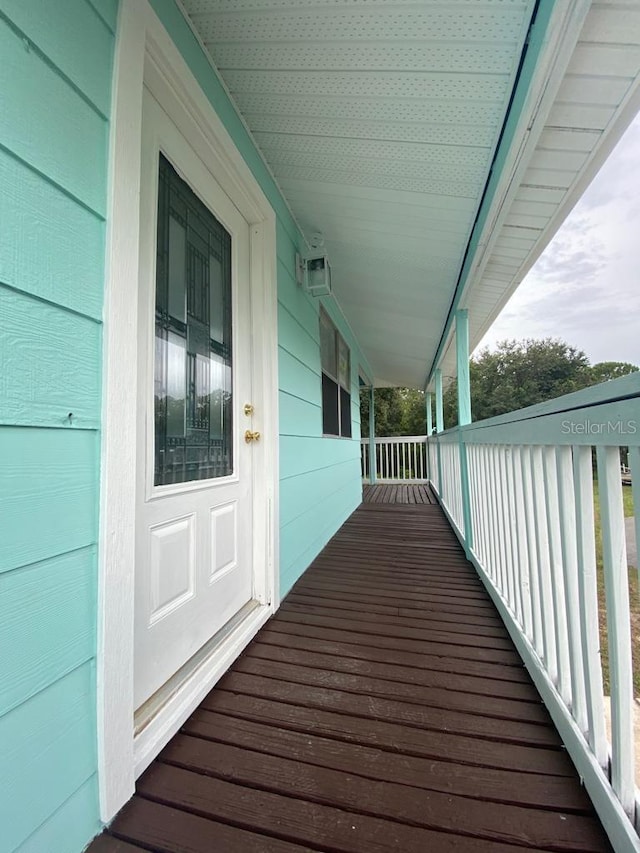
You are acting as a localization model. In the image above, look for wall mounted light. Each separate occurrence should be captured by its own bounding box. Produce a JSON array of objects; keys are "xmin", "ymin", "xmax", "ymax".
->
[{"xmin": 296, "ymin": 250, "xmax": 332, "ymax": 298}]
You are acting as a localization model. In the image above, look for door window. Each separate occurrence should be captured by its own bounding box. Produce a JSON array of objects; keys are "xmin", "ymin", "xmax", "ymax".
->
[{"xmin": 154, "ymin": 153, "xmax": 233, "ymax": 485}]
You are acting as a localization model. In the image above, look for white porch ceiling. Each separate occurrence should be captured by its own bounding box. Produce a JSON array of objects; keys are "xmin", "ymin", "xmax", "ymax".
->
[
  {"xmin": 181, "ymin": 0, "xmax": 640, "ymax": 390},
  {"xmin": 436, "ymin": 0, "xmax": 640, "ymax": 389}
]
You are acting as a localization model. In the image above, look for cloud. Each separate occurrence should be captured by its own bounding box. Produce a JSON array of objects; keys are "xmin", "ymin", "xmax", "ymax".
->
[{"xmin": 477, "ymin": 113, "xmax": 640, "ymax": 367}]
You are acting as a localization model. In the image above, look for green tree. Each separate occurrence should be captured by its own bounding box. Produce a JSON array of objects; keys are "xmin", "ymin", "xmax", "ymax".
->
[
  {"xmin": 588, "ymin": 361, "xmax": 639, "ymax": 384},
  {"xmin": 360, "ymin": 387, "xmax": 426, "ymax": 437},
  {"xmin": 360, "ymin": 340, "xmax": 638, "ymax": 435},
  {"xmin": 443, "ymin": 339, "xmax": 637, "ymax": 428}
]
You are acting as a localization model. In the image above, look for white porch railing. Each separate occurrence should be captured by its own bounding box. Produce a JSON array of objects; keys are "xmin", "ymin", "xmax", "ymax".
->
[
  {"xmin": 428, "ymin": 373, "xmax": 640, "ymax": 852},
  {"xmin": 361, "ymin": 435, "xmax": 428, "ymax": 483}
]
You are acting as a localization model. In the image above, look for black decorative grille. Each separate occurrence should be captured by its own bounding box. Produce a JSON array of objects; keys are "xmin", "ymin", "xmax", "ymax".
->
[{"xmin": 154, "ymin": 153, "xmax": 233, "ymax": 485}]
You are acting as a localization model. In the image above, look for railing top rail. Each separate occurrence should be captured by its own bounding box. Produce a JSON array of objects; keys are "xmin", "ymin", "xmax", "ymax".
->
[
  {"xmin": 431, "ymin": 374, "xmax": 640, "ymax": 446},
  {"xmin": 361, "ymin": 435, "xmax": 427, "ymax": 444}
]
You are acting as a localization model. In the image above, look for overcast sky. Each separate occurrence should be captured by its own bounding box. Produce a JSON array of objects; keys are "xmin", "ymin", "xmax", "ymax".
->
[{"xmin": 476, "ymin": 112, "xmax": 640, "ymax": 368}]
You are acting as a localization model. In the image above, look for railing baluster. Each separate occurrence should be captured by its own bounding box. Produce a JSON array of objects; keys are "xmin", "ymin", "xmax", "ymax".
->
[
  {"xmin": 556, "ymin": 445, "xmax": 587, "ymax": 732},
  {"xmin": 597, "ymin": 445, "xmax": 635, "ymax": 817},
  {"xmin": 481, "ymin": 445, "xmax": 493, "ymax": 576},
  {"xmin": 543, "ymin": 446, "xmax": 571, "ymax": 705},
  {"xmin": 496, "ymin": 444, "xmax": 513, "ymax": 610},
  {"xmin": 629, "ymin": 446, "xmax": 640, "ymax": 592},
  {"xmin": 496, "ymin": 446, "xmax": 513, "ymax": 605},
  {"xmin": 488, "ymin": 445, "xmax": 504, "ymax": 594},
  {"xmin": 521, "ymin": 447, "xmax": 542, "ymax": 654},
  {"xmin": 511, "ymin": 446, "xmax": 528, "ymax": 633},
  {"xmin": 531, "ymin": 445, "xmax": 558, "ymax": 682},
  {"xmin": 573, "ymin": 445, "xmax": 607, "ymax": 767},
  {"xmin": 468, "ymin": 445, "xmax": 480, "ymax": 560},
  {"xmin": 506, "ymin": 448, "xmax": 520, "ymax": 618}
]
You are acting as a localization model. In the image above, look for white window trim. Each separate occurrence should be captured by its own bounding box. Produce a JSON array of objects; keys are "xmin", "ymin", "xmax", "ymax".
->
[{"xmin": 98, "ymin": 0, "xmax": 279, "ymax": 821}]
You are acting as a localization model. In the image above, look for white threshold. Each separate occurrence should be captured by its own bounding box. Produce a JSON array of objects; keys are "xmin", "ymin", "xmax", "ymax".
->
[{"xmin": 133, "ymin": 600, "xmax": 272, "ymax": 777}]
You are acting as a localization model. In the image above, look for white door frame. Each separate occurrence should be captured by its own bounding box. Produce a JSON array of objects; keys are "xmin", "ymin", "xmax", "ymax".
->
[{"xmin": 98, "ymin": 0, "xmax": 279, "ymax": 822}]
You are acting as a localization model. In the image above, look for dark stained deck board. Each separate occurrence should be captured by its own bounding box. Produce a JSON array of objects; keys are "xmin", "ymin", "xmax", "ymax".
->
[
  {"xmin": 93, "ymin": 498, "xmax": 613, "ymax": 853},
  {"xmin": 363, "ymin": 482, "xmax": 436, "ymax": 504}
]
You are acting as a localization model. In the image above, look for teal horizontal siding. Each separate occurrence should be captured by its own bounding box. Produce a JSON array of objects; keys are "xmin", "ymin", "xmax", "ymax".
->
[
  {"xmin": 0, "ymin": 0, "xmax": 114, "ymax": 115},
  {"xmin": 0, "ymin": 428, "xmax": 99, "ymax": 575},
  {"xmin": 85, "ymin": 0, "xmax": 118, "ymax": 33},
  {"xmin": 16, "ymin": 776, "xmax": 100, "ymax": 853},
  {"xmin": 0, "ymin": 289, "xmax": 102, "ymax": 428},
  {"xmin": 0, "ymin": 0, "xmax": 113, "ymax": 848},
  {"xmin": 279, "ymin": 390, "xmax": 322, "ymax": 438},
  {"xmin": 0, "ymin": 663, "xmax": 98, "ymax": 853},
  {"xmin": 0, "ymin": 16, "xmax": 108, "ymax": 214},
  {"xmin": 280, "ymin": 476, "xmax": 362, "ymax": 597},
  {"xmin": 280, "ymin": 434, "xmax": 359, "ymax": 482},
  {"xmin": 278, "ymin": 347, "xmax": 321, "ymax": 405},
  {"xmin": 0, "ymin": 548, "xmax": 95, "ymax": 717},
  {"xmin": 280, "ymin": 458, "xmax": 359, "ymax": 529},
  {"xmin": 276, "ymin": 262, "xmax": 320, "ymax": 340},
  {"xmin": 278, "ymin": 303, "xmax": 320, "ymax": 370},
  {"xmin": 0, "ymin": 151, "xmax": 105, "ymax": 318}
]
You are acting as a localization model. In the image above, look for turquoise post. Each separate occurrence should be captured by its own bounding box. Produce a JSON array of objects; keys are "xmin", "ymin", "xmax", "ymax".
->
[
  {"xmin": 426, "ymin": 392, "xmax": 433, "ymax": 480},
  {"xmin": 435, "ymin": 369, "xmax": 443, "ymax": 495},
  {"xmin": 435, "ymin": 369, "xmax": 444, "ymax": 433},
  {"xmin": 368, "ymin": 385, "xmax": 376, "ymax": 484},
  {"xmin": 456, "ymin": 309, "xmax": 471, "ymax": 426},
  {"xmin": 456, "ymin": 309, "xmax": 474, "ymax": 557}
]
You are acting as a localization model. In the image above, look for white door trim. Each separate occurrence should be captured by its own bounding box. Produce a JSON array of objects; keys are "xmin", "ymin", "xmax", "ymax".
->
[{"xmin": 98, "ymin": 0, "xmax": 279, "ymax": 822}]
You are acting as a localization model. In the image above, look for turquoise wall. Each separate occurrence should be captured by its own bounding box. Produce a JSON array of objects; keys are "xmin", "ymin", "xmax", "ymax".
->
[
  {"xmin": 148, "ymin": 0, "xmax": 372, "ymax": 596},
  {"xmin": 0, "ymin": 1, "xmax": 369, "ymax": 850},
  {"xmin": 0, "ymin": 1, "xmax": 116, "ymax": 851}
]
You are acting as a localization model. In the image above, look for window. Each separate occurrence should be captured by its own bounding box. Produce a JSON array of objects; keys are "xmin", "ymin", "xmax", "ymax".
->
[
  {"xmin": 320, "ymin": 308, "xmax": 352, "ymax": 437},
  {"xmin": 154, "ymin": 153, "xmax": 233, "ymax": 485}
]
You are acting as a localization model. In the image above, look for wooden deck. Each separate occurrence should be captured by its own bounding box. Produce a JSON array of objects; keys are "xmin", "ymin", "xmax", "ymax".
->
[
  {"xmin": 92, "ymin": 490, "xmax": 612, "ymax": 852},
  {"xmin": 363, "ymin": 482, "xmax": 436, "ymax": 504}
]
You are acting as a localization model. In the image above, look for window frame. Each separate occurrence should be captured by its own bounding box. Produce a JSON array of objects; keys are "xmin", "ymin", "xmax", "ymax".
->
[{"xmin": 319, "ymin": 307, "xmax": 352, "ymax": 438}]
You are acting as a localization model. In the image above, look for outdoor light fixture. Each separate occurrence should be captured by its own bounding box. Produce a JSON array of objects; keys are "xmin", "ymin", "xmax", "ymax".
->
[{"xmin": 295, "ymin": 249, "xmax": 332, "ymax": 298}]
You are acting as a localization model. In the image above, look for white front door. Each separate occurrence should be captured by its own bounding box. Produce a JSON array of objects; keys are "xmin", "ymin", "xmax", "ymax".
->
[{"xmin": 134, "ymin": 88, "xmax": 256, "ymax": 711}]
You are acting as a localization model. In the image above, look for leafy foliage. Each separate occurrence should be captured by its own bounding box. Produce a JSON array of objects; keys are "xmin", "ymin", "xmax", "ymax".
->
[
  {"xmin": 360, "ymin": 387, "xmax": 427, "ymax": 437},
  {"xmin": 360, "ymin": 338, "xmax": 638, "ymax": 436}
]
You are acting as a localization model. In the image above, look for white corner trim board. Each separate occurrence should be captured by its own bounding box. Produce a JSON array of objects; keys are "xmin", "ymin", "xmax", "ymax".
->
[{"xmin": 98, "ymin": 0, "xmax": 279, "ymax": 822}]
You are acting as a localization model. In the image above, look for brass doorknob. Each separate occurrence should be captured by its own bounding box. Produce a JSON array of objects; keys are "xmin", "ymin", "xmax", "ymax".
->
[{"xmin": 244, "ymin": 430, "xmax": 261, "ymax": 443}]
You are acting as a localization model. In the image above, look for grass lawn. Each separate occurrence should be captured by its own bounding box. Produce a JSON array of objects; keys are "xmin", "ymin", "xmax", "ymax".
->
[{"xmin": 593, "ymin": 481, "xmax": 636, "ymax": 694}]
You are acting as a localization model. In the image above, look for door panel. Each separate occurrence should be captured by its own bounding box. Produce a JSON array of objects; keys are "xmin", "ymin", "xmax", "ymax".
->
[{"xmin": 134, "ymin": 89, "xmax": 254, "ymax": 710}]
